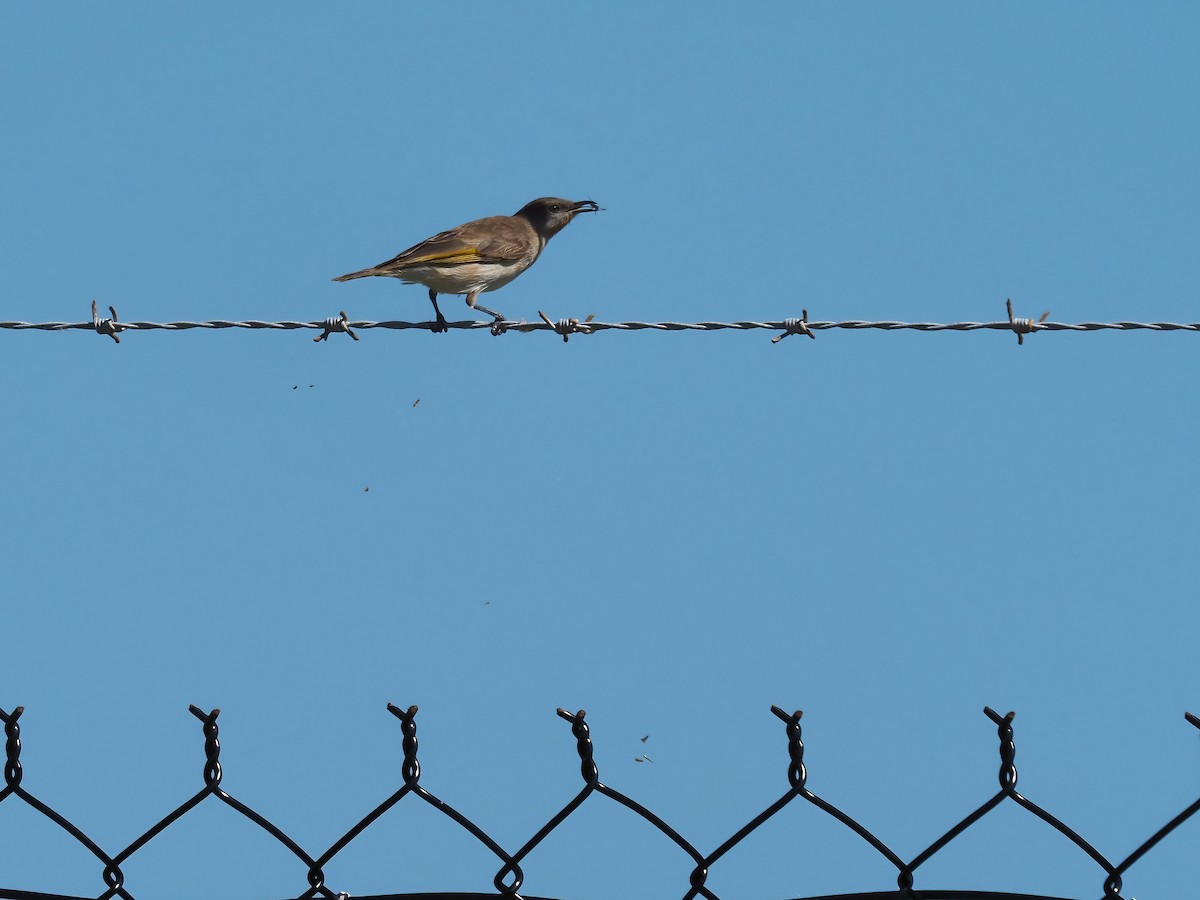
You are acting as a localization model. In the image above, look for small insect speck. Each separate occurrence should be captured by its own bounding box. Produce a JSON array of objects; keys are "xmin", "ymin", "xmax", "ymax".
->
[
  {"xmin": 412, "ymin": 399, "xmax": 420, "ymax": 408},
  {"xmin": 364, "ymin": 486, "xmax": 370, "ymax": 492}
]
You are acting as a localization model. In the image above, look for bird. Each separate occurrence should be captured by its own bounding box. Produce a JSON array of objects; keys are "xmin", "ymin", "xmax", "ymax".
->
[{"xmin": 333, "ymin": 197, "xmax": 600, "ymax": 332}]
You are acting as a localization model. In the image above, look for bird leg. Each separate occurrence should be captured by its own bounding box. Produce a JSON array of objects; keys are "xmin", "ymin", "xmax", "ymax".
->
[
  {"xmin": 474, "ymin": 302, "xmax": 505, "ymax": 323},
  {"xmin": 428, "ymin": 289, "xmax": 448, "ymax": 333},
  {"xmin": 466, "ymin": 290, "xmax": 505, "ymax": 324}
]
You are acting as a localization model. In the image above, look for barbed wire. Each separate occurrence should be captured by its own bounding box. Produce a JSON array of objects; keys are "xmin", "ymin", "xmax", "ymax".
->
[
  {"xmin": 2, "ymin": 300, "xmax": 1198, "ymax": 345},
  {"xmin": 2, "ymin": 703, "xmax": 1197, "ymax": 900}
]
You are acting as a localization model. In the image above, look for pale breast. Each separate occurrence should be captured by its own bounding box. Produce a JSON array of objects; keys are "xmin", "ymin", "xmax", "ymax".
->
[{"xmin": 397, "ymin": 258, "xmax": 533, "ymax": 295}]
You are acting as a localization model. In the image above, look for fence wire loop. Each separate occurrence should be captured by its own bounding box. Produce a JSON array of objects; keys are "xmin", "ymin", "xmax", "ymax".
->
[
  {"xmin": 772, "ymin": 309, "xmax": 816, "ymax": 343},
  {"xmin": 91, "ymin": 300, "xmax": 123, "ymax": 344},
  {"xmin": 1007, "ymin": 298, "xmax": 1050, "ymax": 345},
  {"xmin": 2, "ymin": 706, "xmax": 23, "ymax": 788},
  {"xmin": 314, "ymin": 310, "xmax": 358, "ymax": 342},
  {"xmin": 985, "ymin": 706, "xmax": 1019, "ymax": 790},
  {"xmin": 387, "ymin": 703, "xmax": 421, "ymax": 785},
  {"xmin": 557, "ymin": 707, "xmax": 601, "ymax": 783},
  {"xmin": 188, "ymin": 704, "xmax": 223, "ymax": 786},
  {"xmin": 771, "ymin": 705, "xmax": 807, "ymax": 788}
]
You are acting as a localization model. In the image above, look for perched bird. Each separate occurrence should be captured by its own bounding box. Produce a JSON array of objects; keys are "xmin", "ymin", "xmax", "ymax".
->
[{"xmin": 333, "ymin": 197, "xmax": 600, "ymax": 332}]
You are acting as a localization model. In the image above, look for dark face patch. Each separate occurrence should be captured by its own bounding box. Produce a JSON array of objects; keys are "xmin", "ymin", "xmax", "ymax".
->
[
  {"xmin": 515, "ymin": 197, "xmax": 597, "ymax": 239},
  {"xmin": 517, "ymin": 199, "xmax": 557, "ymax": 233}
]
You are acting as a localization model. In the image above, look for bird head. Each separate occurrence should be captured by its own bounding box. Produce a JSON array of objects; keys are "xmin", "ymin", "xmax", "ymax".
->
[{"xmin": 516, "ymin": 197, "xmax": 600, "ymax": 239}]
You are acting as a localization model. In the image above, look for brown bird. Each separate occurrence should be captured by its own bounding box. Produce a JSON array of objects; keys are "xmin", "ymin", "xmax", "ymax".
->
[{"xmin": 333, "ymin": 197, "xmax": 599, "ymax": 332}]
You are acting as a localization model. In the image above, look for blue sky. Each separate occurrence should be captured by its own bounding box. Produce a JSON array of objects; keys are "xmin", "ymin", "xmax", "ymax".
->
[{"xmin": 1, "ymin": 3, "xmax": 1197, "ymax": 899}]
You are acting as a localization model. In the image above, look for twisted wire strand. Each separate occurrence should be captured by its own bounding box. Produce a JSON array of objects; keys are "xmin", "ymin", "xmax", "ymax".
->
[{"xmin": 2, "ymin": 318, "xmax": 1199, "ymax": 334}]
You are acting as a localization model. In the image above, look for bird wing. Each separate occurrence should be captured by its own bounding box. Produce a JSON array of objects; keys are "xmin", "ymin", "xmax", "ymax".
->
[{"xmin": 384, "ymin": 216, "xmax": 534, "ymax": 269}]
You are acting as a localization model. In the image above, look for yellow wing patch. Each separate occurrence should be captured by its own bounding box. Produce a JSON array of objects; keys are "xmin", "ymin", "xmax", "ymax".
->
[{"xmin": 405, "ymin": 248, "xmax": 482, "ymax": 265}]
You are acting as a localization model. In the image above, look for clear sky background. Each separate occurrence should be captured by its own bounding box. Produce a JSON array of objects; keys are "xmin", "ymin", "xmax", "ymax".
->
[{"xmin": 1, "ymin": 4, "xmax": 1197, "ymax": 900}]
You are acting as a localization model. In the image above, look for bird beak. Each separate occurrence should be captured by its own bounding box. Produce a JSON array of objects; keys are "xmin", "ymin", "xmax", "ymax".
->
[{"xmin": 572, "ymin": 200, "xmax": 601, "ymax": 214}]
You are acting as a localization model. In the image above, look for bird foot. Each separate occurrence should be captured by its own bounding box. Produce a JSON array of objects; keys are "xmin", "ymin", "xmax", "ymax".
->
[
  {"xmin": 431, "ymin": 314, "xmax": 449, "ymax": 334},
  {"xmin": 490, "ymin": 314, "xmax": 508, "ymax": 337}
]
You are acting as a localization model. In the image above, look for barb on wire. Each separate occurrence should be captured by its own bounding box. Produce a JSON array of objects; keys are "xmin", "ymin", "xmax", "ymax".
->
[
  {"xmin": 1007, "ymin": 298, "xmax": 1050, "ymax": 345},
  {"xmin": 313, "ymin": 310, "xmax": 358, "ymax": 342},
  {"xmin": 538, "ymin": 310, "xmax": 595, "ymax": 343},
  {"xmin": 772, "ymin": 309, "xmax": 816, "ymax": 343},
  {"xmin": 91, "ymin": 300, "xmax": 123, "ymax": 344}
]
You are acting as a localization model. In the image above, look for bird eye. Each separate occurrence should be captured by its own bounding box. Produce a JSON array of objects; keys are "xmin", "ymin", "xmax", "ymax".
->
[{"xmin": 550, "ymin": 204, "xmax": 560, "ymax": 212}]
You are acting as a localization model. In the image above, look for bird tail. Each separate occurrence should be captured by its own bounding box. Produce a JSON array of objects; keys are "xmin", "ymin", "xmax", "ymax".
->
[{"xmin": 331, "ymin": 268, "xmax": 377, "ymax": 282}]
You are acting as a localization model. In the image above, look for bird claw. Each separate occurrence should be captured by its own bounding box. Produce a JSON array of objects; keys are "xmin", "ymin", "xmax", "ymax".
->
[
  {"xmin": 431, "ymin": 315, "xmax": 449, "ymax": 334},
  {"xmin": 490, "ymin": 314, "xmax": 508, "ymax": 337}
]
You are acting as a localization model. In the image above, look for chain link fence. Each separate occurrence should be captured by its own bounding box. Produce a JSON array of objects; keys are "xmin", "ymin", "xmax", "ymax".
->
[{"xmin": 2, "ymin": 704, "xmax": 1197, "ymax": 900}]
